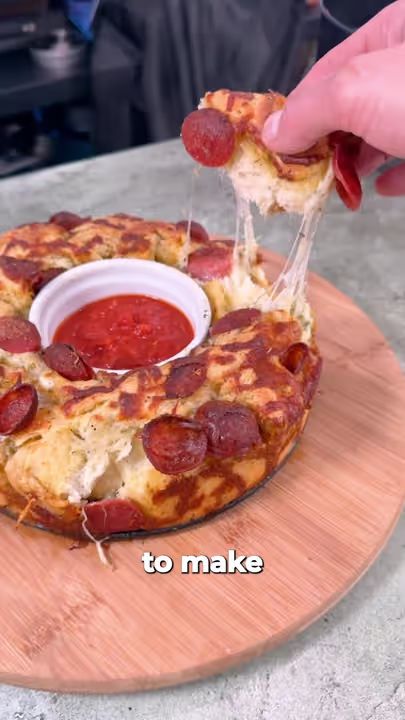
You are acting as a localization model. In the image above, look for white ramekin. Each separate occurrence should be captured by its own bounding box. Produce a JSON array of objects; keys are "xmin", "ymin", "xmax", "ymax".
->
[{"xmin": 29, "ymin": 258, "xmax": 211, "ymax": 372}]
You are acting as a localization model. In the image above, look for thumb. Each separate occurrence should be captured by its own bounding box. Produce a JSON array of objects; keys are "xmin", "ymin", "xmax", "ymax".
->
[
  {"xmin": 262, "ymin": 74, "xmax": 339, "ymax": 153},
  {"xmin": 262, "ymin": 45, "xmax": 405, "ymax": 157}
]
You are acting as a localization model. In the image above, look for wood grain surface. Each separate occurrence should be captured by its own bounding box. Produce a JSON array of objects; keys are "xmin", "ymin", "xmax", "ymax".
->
[{"xmin": 0, "ymin": 251, "xmax": 404, "ymax": 693}]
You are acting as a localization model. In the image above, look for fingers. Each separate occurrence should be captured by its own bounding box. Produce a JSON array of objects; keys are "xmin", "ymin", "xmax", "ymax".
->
[
  {"xmin": 375, "ymin": 162, "xmax": 405, "ymax": 195},
  {"xmin": 263, "ymin": 71, "xmax": 340, "ymax": 151},
  {"xmin": 356, "ymin": 143, "xmax": 391, "ymax": 177},
  {"xmin": 262, "ymin": 45, "xmax": 405, "ymax": 155}
]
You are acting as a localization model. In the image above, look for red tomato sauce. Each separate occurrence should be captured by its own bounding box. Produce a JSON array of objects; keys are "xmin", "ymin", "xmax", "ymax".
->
[{"xmin": 54, "ymin": 294, "xmax": 194, "ymax": 370}]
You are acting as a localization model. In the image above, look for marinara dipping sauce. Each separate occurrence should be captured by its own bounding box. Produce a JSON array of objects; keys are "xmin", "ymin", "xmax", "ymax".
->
[{"xmin": 53, "ymin": 294, "xmax": 194, "ymax": 370}]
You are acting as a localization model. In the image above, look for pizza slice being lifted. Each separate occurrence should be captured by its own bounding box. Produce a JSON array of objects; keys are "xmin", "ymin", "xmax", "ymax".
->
[{"xmin": 181, "ymin": 89, "xmax": 362, "ymax": 215}]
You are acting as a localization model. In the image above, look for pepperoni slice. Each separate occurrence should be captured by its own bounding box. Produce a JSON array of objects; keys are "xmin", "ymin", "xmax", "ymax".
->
[
  {"xmin": 330, "ymin": 133, "xmax": 362, "ymax": 211},
  {"xmin": 211, "ymin": 308, "xmax": 261, "ymax": 336},
  {"xmin": 165, "ymin": 357, "xmax": 206, "ymax": 399},
  {"xmin": 187, "ymin": 244, "xmax": 233, "ymax": 281},
  {"xmin": 0, "ymin": 383, "xmax": 38, "ymax": 435},
  {"xmin": 280, "ymin": 344, "xmax": 322, "ymax": 406},
  {"xmin": 84, "ymin": 498, "xmax": 145, "ymax": 537},
  {"xmin": 49, "ymin": 211, "xmax": 88, "ymax": 230},
  {"xmin": 0, "ymin": 256, "xmax": 40, "ymax": 283},
  {"xmin": 0, "ymin": 257, "xmax": 64, "ymax": 294},
  {"xmin": 195, "ymin": 400, "xmax": 261, "ymax": 458},
  {"xmin": 43, "ymin": 343, "xmax": 94, "ymax": 381},
  {"xmin": 142, "ymin": 415, "xmax": 207, "ymax": 474},
  {"xmin": 280, "ymin": 343, "xmax": 310, "ymax": 374},
  {"xmin": 31, "ymin": 267, "xmax": 65, "ymax": 294},
  {"xmin": 181, "ymin": 109, "xmax": 236, "ymax": 167},
  {"xmin": 175, "ymin": 220, "xmax": 210, "ymax": 244},
  {"xmin": 0, "ymin": 316, "xmax": 41, "ymax": 353}
]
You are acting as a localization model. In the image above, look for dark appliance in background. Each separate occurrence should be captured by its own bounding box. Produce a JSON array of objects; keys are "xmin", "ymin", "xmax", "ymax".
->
[
  {"xmin": 0, "ymin": 0, "xmax": 97, "ymax": 50},
  {"xmin": 0, "ymin": 0, "xmax": 99, "ymax": 176},
  {"xmin": 0, "ymin": 0, "xmax": 57, "ymax": 52},
  {"xmin": 0, "ymin": 0, "xmax": 54, "ymax": 175}
]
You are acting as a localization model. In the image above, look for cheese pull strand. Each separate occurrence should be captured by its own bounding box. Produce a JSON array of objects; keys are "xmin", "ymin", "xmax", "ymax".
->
[
  {"xmin": 270, "ymin": 204, "xmax": 322, "ymax": 316},
  {"xmin": 233, "ymin": 194, "xmax": 258, "ymax": 274},
  {"xmin": 269, "ymin": 163, "xmax": 334, "ymax": 315},
  {"xmin": 230, "ymin": 161, "xmax": 334, "ymax": 324}
]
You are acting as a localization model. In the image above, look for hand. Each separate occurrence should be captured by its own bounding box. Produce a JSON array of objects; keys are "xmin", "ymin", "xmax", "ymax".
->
[{"xmin": 262, "ymin": 0, "xmax": 405, "ymax": 196}]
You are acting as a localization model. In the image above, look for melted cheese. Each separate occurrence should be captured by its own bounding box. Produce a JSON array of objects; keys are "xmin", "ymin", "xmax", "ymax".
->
[
  {"xmin": 227, "ymin": 140, "xmax": 331, "ymax": 215},
  {"xmin": 181, "ymin": 166, "xmax": 201, "ymax": 268},
  {"xmin": 67, "ymin": 416, "xmax": 134, "ymax": 503},
  {"xmin": 213, "ymin": 161, "xmax": 333, "ymax": 341}
]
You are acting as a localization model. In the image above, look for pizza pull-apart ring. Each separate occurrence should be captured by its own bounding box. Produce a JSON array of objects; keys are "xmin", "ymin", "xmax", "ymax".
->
[{"xmin": 0, "ymin": 209, "xmax": 322, "ymax": 540}]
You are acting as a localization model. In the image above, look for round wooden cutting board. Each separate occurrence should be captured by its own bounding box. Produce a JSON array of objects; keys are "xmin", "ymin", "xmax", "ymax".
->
[{"xmin": 1, "ymin": 251, "xmax": 404, "ymax": 693}]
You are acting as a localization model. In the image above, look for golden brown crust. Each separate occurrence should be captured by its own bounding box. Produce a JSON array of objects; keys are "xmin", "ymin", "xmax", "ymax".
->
[{"xmin": 0, "ymin": 213, "xmax": 322, "ymax": 539}]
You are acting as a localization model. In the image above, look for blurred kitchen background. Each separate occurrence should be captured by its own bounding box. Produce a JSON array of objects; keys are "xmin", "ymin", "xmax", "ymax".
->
[{"xmin": 0, "ymin": 0, "xmax": 394, "ymax": 178}]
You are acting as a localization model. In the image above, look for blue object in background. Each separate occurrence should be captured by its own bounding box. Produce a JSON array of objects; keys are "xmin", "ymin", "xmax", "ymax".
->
[{"xmin": 64, "ymin": 0, "xmax": 100, "ymax": 38}]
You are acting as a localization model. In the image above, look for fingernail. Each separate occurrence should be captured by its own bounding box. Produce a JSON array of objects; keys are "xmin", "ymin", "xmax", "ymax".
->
[{"xmin": 262, "ymin": 110, "xmax": 283, "ymax": 145}]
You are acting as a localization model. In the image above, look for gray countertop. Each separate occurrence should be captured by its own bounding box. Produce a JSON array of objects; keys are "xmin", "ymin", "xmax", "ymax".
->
[{"xmin": 0, "ymin": 140, "xmax": 404, "ymax": 720}]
